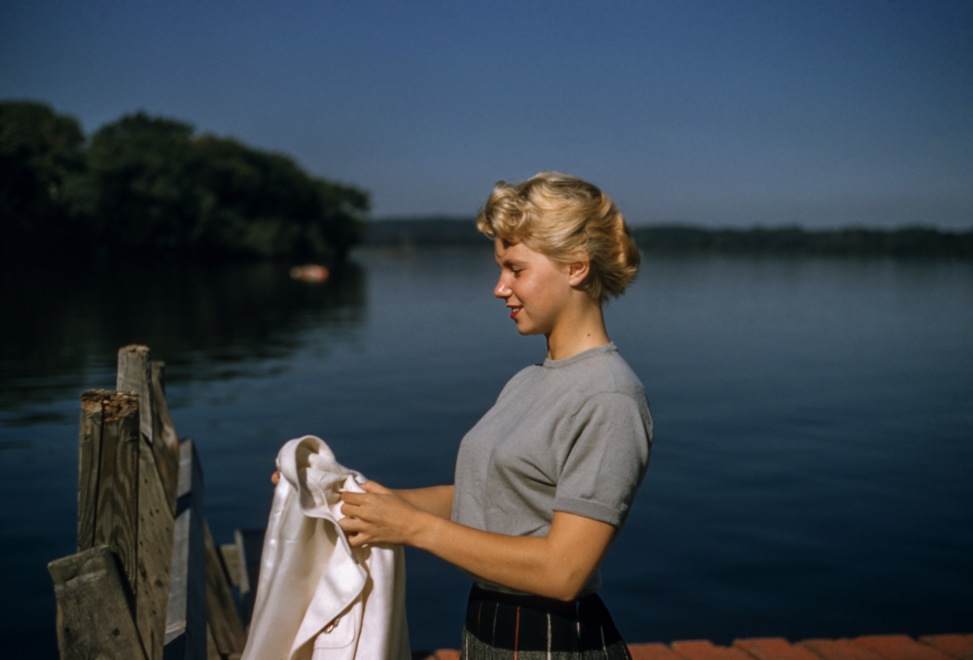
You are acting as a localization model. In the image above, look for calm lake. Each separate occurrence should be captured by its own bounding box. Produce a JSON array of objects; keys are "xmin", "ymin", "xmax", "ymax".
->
[{"xmin": 1, "ymin": 246, "xmax": 971, "ymax": 658}]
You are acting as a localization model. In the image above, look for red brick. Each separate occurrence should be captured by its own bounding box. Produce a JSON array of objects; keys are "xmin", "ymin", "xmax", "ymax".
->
[
  {"xmin": 670, "ymin": 639, "xmax": 751, "ymax": 659},
  {"xmin": 629, "ymin": 642, "xmax": 685, "ymax": 659},
  {"xmin": 733, "ymin": 637, "xmax": 819, "ymax": 659},
  {"xmin": 920, "ymin": 634, "xmax": 973, "ymax": 660},
  {"xmin": 432, "ymin": 651, "xmax": 460, "ymax": 660},
  {"xmin": 799, "ymin": 638, "xmax": 884, "ymax": 659},
  {"xmin": 852, "ymin": 635, "xmax": 952, "ymax": 660}
]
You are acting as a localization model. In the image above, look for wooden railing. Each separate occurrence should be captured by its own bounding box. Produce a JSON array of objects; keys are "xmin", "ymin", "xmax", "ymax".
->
[{"xmin": 48, "ymin": 345, "xmax": 261, "ymax": 660}]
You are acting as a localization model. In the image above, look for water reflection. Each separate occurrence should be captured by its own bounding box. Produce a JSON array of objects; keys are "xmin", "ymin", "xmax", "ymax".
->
[
  {"xmin": 2, "ymin": 250, "xmax": 971, "ymax": 657},
  {"xmin": 0, "ymin": 259, "xmax": 368, "ymax": 423}
]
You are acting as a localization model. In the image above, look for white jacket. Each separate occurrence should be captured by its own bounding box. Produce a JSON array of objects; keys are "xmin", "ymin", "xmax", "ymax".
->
[{"xmin": 242, "ymin": 435, "xmax": 410, "ymax": 660}]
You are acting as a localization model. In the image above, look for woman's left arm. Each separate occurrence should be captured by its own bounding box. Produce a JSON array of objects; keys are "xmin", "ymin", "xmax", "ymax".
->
[{"xmin": 339, "ymin": 481, "xmax": 614, "ymax": 601}]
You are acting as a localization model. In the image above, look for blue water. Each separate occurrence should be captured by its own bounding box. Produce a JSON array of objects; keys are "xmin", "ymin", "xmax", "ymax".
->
[{"xmin": 1, "ymin": 248, "xmax": 971, "ymax": 657}]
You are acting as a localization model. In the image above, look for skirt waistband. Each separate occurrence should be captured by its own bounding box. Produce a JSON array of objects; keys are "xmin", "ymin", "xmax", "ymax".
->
[
  {"xmin": 463, "ymin": 584, "xmax": 628, "ymax": 655},
  {"xmin": 469, "ymin": 584, "xmax": 599, "ymax": 614}
]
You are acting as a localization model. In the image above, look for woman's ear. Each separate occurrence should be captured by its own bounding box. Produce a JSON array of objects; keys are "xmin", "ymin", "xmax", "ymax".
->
[{"xmin": 567, "ymin": 259, "xmax": 591, "ymax": 287}]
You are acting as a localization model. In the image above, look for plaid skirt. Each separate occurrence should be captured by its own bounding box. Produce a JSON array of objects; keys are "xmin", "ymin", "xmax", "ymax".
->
[{"xmin": 460, "ymin": 584, "xmax": 632, "ymax": 660}]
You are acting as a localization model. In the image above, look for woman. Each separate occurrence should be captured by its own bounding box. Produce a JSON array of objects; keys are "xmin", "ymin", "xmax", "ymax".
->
[{"xmin": 339, "ymin": 172, "xmax": 653, "ymax": 659}]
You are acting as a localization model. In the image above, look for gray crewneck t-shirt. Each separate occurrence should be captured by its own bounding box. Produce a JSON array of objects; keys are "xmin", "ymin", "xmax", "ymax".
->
[{"xmin": 451, "ymin": 343, "xmax": 652, "ymax": 593}]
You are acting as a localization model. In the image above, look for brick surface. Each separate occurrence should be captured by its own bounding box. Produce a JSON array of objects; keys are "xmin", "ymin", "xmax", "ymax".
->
[
  {"xmin": 852, "ymin": 635, "xmax": 952, "ymax": 660},
  {"xmin": 629, "ymin": 642, "xmax": 686, "ymax": 659},
  {"xmin": 670, "ymin": 639, "xmax": 752, "ymax": 659},
  {"xmin": 432, "ymin": 651, "xmax": 460, "ymax": 660},
  {"xmin": 920, "ymin": 634, "xmax": 973, "ymax": 660},
  {"xmin": 733, "ymin": 637, "xmax": 819, "ymax": 659},
  {"xmin": 799, "ymin": 638, "xmax": 885, "ymax": 659},
  {"xmin": 416, "ymin": 633, "xmax": 973, "ymax": 659}
]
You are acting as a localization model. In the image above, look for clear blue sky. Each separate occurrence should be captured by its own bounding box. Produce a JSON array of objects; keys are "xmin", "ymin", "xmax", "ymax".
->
[{"xmin": 3, "ymin": 0, "xmax": 971, "ymax": 228}]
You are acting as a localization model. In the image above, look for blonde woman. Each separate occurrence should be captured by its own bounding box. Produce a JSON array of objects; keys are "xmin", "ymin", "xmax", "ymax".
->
[{"xmin": 339, "ymin": 172, "xmax": 653, "ymax": 659}]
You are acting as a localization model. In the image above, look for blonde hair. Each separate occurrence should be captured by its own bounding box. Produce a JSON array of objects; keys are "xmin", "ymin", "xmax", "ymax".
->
[{"xmin": 476, "ymin": 171, "xmax": 641, "ymax": 303}]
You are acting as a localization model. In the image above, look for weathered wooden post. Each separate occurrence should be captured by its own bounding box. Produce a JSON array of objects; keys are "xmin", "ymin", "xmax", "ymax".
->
[
  {"xmin": 49, "ymin": 345, "xmax": 248, "ymax": 660},
  {"xmin": 117, "ymin": 344, "xmax": 181, "ymax": 507},
  {"xmin": 76, "ymin": 390, "xmax": 141, "ymax": 581},
  {"xmin": 50, "ymin": 389, "xmax": 147, "ymax": 659}
]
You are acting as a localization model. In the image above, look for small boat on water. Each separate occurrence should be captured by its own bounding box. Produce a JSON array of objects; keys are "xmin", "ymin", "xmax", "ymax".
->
[{"xmin": 289, "ymin": 264, "xmax": 330, "ymax": 283}]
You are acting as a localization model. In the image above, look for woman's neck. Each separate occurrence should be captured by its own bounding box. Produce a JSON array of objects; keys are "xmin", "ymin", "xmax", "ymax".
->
[{"xmin": 545, "ymin": 304, "xmax": 610, "ymax": 361}]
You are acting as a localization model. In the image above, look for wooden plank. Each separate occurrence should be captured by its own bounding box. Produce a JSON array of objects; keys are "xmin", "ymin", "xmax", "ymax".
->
[
  {"xmin": 76, "ymin": 389, "xmax": 141, "ymax": 593},
  {"xmin": 204, "ymin": 522, "xmax": 247, "ymax": 657},
  {"xmin": 219, "ymin": 543, "xmax": 241, "ymax": 587},
  {"xmin": 116, "ymin": 346, "xmax": 180, "ymax": 511},
  {"xmin": 136, "ymin": 427, "xmax": 177, "ymax": 660},
  {"xmin": 48, "ymin": 545, "xmax": 147, "ymax": 660},
  {"xmin": 76, "ymin": 390, "xmax": 107, "ymax": 551},
  {"xmin": 236, "ymin": 528, "xmax": 264, "ymax": 626},
  {"xmin": 150, "ymin": 360, "xmax": 181, "ymax": 509},
  {"xmin": 164, "ymin": 438, "xmax": 207, "ymax": 660}
]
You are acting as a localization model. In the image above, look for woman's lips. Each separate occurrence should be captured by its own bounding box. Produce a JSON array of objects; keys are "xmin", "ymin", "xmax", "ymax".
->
[{"xmin": 509, "ymin": 306, "xmax": 522, "ymax": 320}]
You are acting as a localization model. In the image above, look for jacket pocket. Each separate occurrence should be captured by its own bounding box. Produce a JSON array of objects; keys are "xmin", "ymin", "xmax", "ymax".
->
[{"xmin": 312, "ymin": 598, "xmax": 362, "ymax": 655}]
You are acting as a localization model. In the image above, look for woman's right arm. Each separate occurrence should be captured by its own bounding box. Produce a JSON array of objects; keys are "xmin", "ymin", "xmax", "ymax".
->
[
  {"xmin": 394, "ymin": 485, "xmax": 454, "ymax": 520},
  {"xmin": 272, "ymin": 469, "xmax": 453, "ymax": 519}
]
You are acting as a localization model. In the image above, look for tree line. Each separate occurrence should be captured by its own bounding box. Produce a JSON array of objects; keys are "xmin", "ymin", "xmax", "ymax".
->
[
  {"xmin": 364, "ymin": 218, "xmax": 973, "ymax": 258},
  {"xmin": 0, "ymin": 100, "xmax": 368, "ymax": 264}
]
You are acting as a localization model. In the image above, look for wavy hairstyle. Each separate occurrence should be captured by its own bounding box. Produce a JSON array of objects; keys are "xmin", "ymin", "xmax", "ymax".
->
[{"xmin": 475, "ymin": 171, "xmax": 641, "ymax": 303}]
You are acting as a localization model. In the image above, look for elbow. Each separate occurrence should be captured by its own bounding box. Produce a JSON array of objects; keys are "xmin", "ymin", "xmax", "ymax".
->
[
  {"xmin": 544, "ymin": 569, "xmax": 592, "ymax": 602},
  {"xmin": 549, "ymin": 586, "xmax": 584, "ymax": 602},
  {"xmin": 547, "ymin": 584, "xmax": 586, "ymax": 602}
]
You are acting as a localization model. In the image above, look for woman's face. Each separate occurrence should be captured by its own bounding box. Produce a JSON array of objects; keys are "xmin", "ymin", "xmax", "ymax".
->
[{"xmin": 493, "ymin": 239, "xmax": 574, "ymax": 337}]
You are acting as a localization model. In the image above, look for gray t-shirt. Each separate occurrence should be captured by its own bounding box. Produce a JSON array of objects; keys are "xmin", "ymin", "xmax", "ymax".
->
[{"xmin": 452, "ymin": 343, "xmax": 652, "ymax": 593}]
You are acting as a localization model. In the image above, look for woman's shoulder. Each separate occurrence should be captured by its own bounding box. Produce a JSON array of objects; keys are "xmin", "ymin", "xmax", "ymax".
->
[{"xmin": 552, "ymin": 344, "xmax": 644, "ymax": 395}]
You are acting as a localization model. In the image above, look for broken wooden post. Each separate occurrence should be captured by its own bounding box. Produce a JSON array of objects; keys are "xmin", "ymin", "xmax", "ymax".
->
[
  {"xmin": 50, "ymin": 346, "xmax": 249, "ymax": 660},
  {"xmin": 76, "ymin": 390, "xmax": 140, "ymax": 586}
]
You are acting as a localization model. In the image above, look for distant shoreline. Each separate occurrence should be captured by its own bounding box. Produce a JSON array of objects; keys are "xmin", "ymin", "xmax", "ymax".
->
[{"xmin": 362, "ymin": 217, "xmax": 973, "ymax": 258}]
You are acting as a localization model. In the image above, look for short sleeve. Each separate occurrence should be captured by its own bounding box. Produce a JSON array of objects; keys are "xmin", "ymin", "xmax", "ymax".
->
[{"xmin": 552, "ymin": 392, "xmax": 652, "ymax": 527}]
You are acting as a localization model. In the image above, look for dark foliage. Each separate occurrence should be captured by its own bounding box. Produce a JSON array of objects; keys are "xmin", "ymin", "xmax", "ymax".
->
[{"xmin": 0, "ymin": 101, "xmax": 368, "ymax": 263}]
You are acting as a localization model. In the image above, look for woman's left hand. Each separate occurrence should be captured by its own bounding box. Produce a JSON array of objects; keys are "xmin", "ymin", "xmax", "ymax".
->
[{"xmin": 338, "ymin": 480, "xmax": 424, "ymax": 548}]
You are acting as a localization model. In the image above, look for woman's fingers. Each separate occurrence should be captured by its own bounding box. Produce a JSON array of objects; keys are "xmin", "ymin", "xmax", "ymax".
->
[
  {"xmin": 337, "ymin": 486, "xmax": 415, "ymax": 547},
  {"xmin": 341, "ymin": 490, "xmax": 366, "ymax": 506},
  {"xmin": 337, "ymin": 513, "xmax": 372, "ymax": 547},
  {"xmin": 359, "ymin": 480, "xmax": 391, "ymax": 495}
]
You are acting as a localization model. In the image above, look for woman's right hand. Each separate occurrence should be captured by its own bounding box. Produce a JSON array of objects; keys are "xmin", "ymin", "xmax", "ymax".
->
[
  {"xmin": 338, "ymin": 480, "xmax": 426, "ymax": 548},
  {"xmin": 270, "ymin": 469, "xmax": 280, "ymax": 485}
]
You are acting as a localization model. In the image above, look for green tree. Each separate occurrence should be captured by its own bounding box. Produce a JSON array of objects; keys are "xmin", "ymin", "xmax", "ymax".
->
[
  {"xmin": 193, "ymin": 134, "xmax": 368, "ymax": 260},
  {"xmin": 80, "ymin": 112, "xmax": 201, "ymax": 253},
  {"xmin": 0, "ymin": 100, "xmax": 86, "ymax": 256},
  {"xmin": 1, "ymin": 102, "xmax": 369, "ymax": 262},
  {"xmin": 314, "ymin": 179, "xmax": 369, "ymax": 261}
]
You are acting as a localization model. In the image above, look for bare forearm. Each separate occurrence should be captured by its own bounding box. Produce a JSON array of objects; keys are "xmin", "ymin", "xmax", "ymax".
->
[
  {"xmin": 413, "ymin": 512, "xmax": 611, "ymax": 601},
  {"xmin": 394, "ymin": 485, "xmax": 454, "ymax": 519},
  {"xmin": 340, "ymin": 484, "xmax": 612, "ymax": 600}
]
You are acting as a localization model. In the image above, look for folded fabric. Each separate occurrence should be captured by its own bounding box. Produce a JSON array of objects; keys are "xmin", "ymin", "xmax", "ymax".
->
[{"xmin": 242, "ymin": 435, "xmax": 410, "ymax": 660}]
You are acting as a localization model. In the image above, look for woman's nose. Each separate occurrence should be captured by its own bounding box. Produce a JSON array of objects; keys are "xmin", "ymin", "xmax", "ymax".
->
[{"xmin": 494, "ymin": 277, "xmax": 510, "ymax": 299}]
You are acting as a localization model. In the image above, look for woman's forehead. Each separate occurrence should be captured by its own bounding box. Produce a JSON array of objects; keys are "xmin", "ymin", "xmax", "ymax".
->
[{"xmin": 494, "ymin": 238, "xmax": 530, "ymax": 262}]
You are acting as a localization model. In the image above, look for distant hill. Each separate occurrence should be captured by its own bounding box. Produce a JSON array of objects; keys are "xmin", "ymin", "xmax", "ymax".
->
[
  {"xmin": 362, "ymin": 217, "xmax": 973, "ymax": 258},
  {"xmin": 363, "ymin": 217, "xmax": 483, "ymax": 248}
]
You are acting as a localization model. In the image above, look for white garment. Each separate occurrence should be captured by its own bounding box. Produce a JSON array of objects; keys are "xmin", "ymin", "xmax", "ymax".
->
[{"xmin": 242, "ymin": 435, "xmax": 410, "ymax": 660}]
